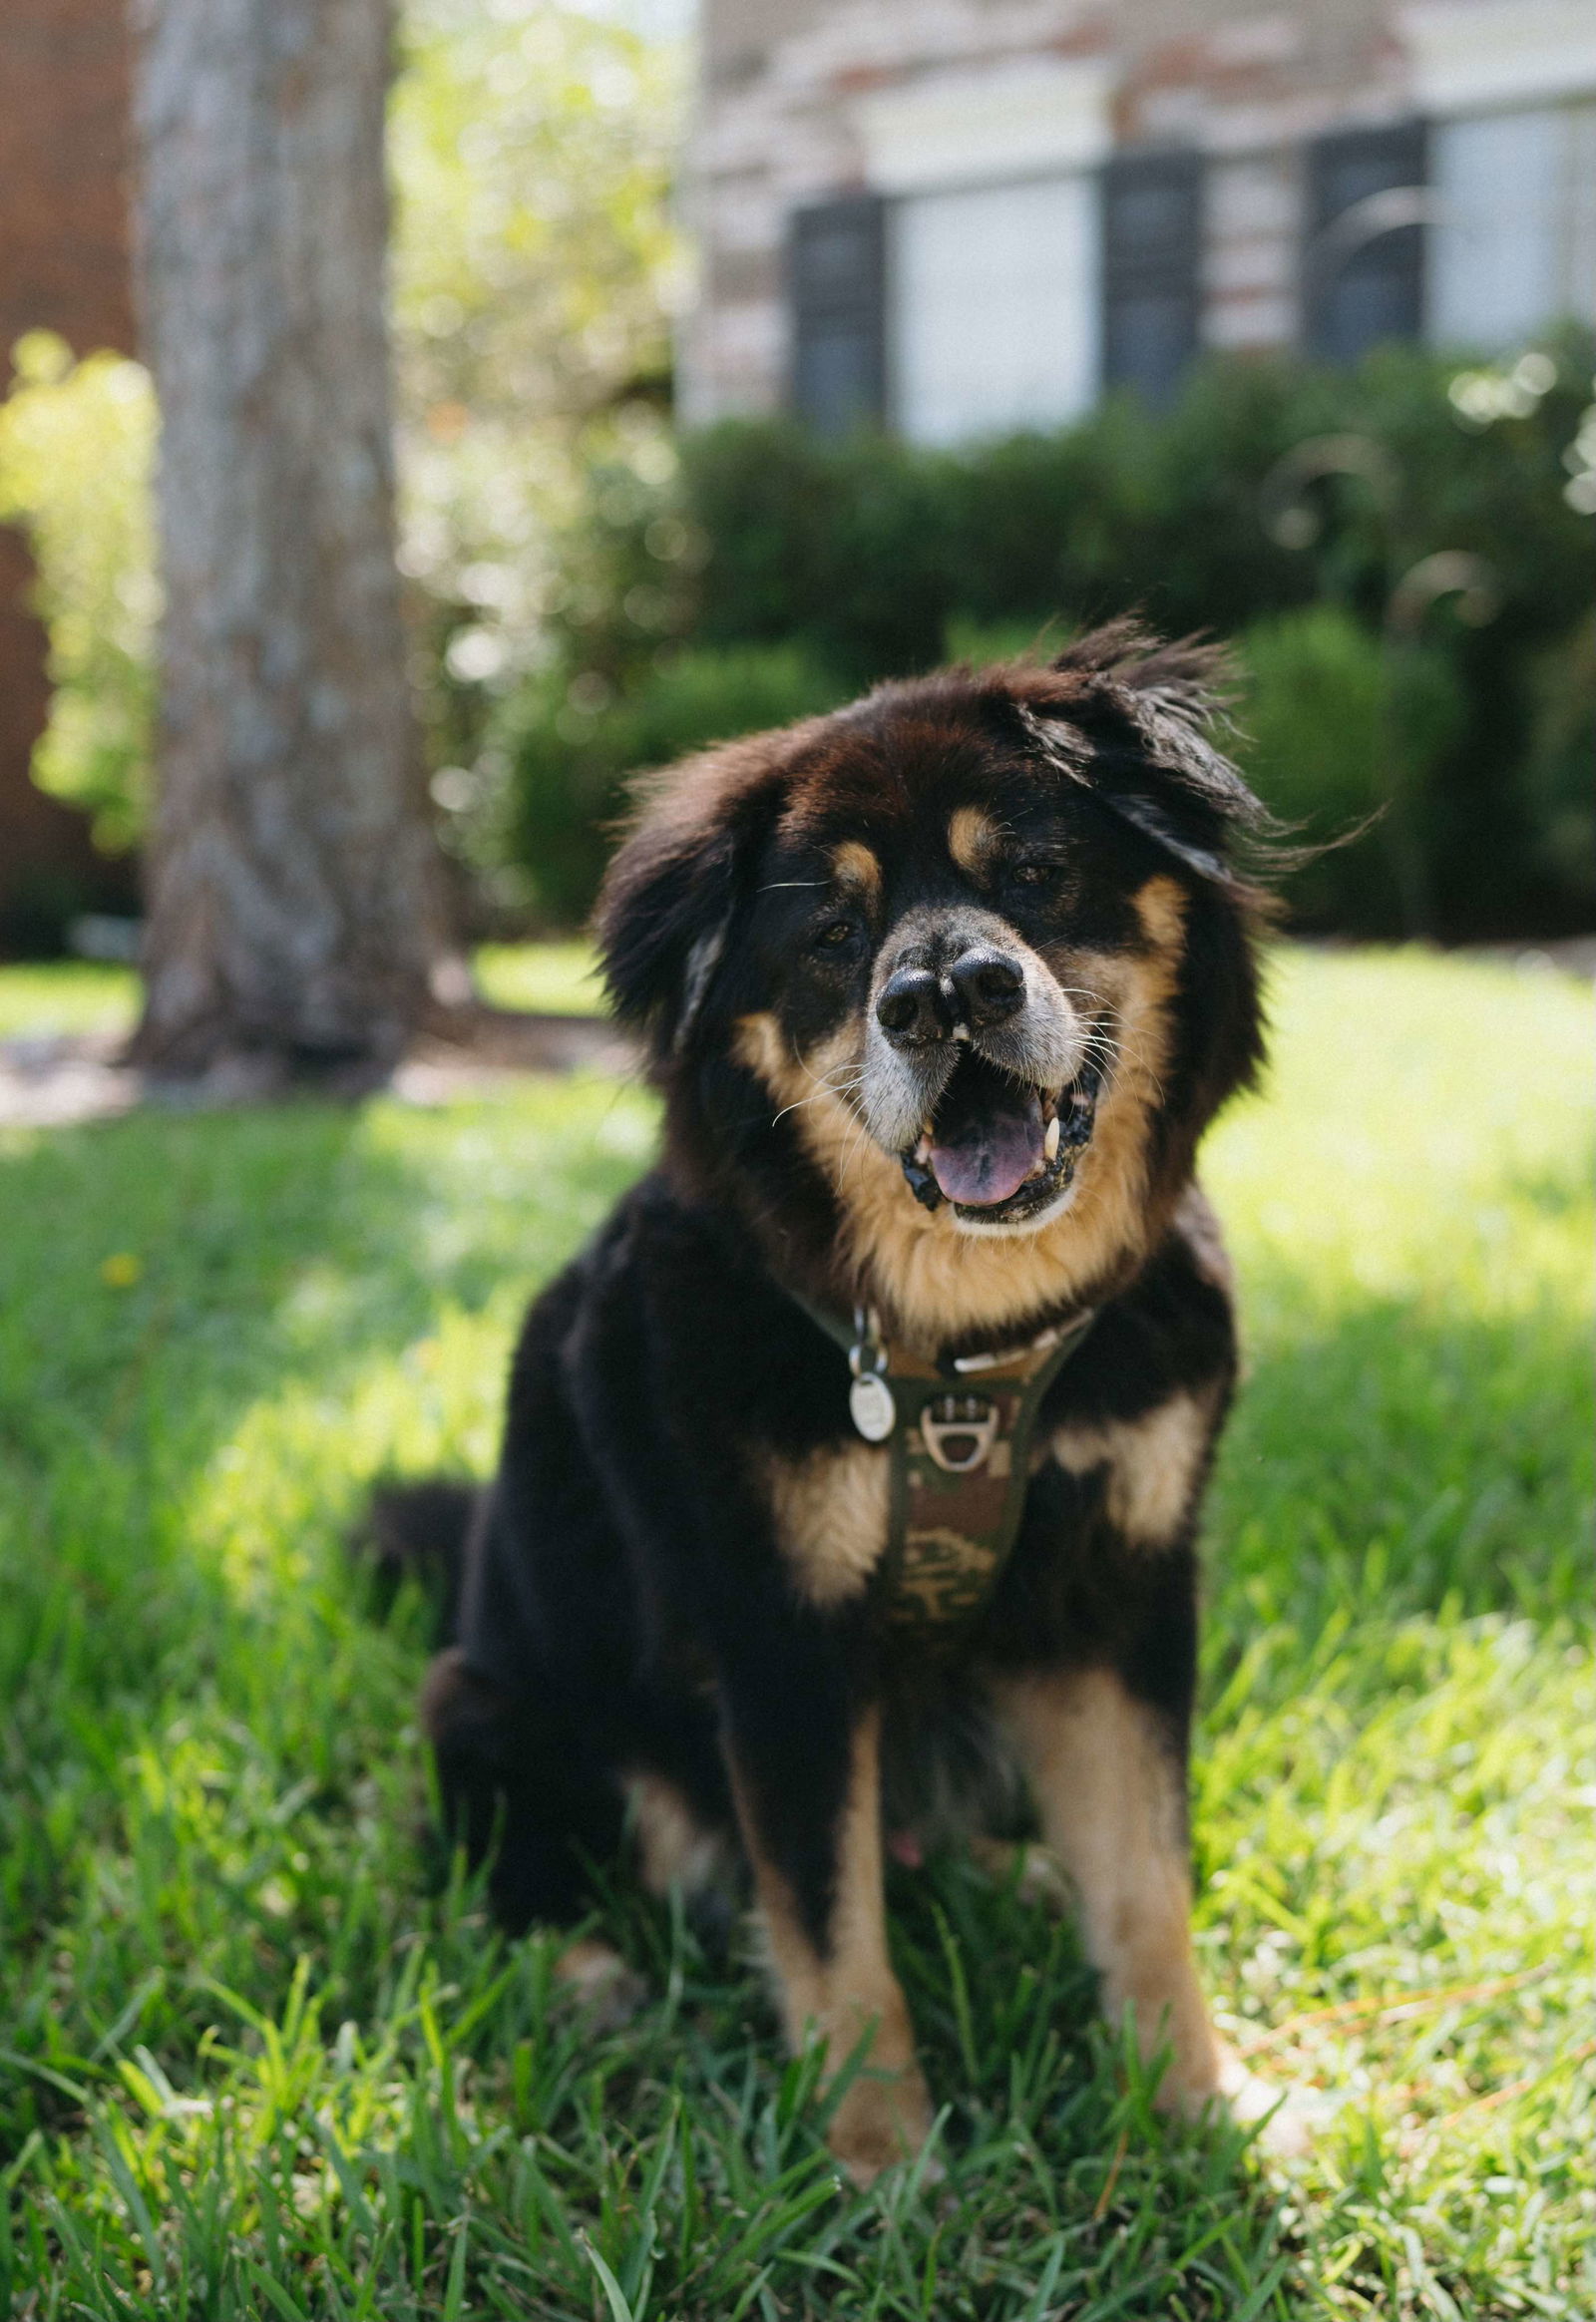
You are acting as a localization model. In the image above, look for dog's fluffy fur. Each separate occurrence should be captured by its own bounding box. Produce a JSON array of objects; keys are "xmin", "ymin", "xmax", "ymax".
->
[{"xmin": 399, "ymin": 623, "xmax": 1295, "ymax": 2181}]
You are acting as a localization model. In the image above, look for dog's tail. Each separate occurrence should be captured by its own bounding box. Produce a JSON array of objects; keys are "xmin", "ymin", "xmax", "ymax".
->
[{"xmin": 357, "ymin": 1477, "xmax": 479, "ymax": 1645}]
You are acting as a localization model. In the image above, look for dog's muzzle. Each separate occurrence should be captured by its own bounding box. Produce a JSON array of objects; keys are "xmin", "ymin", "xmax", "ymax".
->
[
  {"xmin": 868, "ymin": 936, "xmax": 1097, "ymax": 1225},
  {"xmin": 898, "ymin": 1054, "xmax": 1100, "ymax": 1223}
]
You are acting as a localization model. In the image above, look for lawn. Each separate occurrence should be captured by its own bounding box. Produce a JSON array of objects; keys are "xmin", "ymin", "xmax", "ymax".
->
[
  {"xmin": 0, "ymin": 944, "xmax": 604, "ymax": 1044},
  {"xmin": 0, "ymin": 963, "xmax": 141, "ymax": 1042},
  {"xmin": 0, "ymin": 946, "xmax": 1589, "ymax": 2320}
]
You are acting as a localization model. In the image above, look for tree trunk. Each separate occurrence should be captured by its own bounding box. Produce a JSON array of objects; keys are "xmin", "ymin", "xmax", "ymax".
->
[{"xmin": 129, "ymin": 0, "xmax": 448, "ymax": 1083}]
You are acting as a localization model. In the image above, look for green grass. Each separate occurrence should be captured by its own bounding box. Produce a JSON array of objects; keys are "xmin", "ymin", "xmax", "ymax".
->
[
  {"xmin": 0, "ymin": 946, "xmax": 606, "ymax": 1045},
  {"xmin": 0, "ymin": 946, "xmax": 1589, "ymax": 2319},
  {"xmin": 0, "ymin": 961, "xmax": 139, "ymax": 1041},
  {"xmin": 474, "ymin": 943, "xmax": 603, "ymax": 1017}
]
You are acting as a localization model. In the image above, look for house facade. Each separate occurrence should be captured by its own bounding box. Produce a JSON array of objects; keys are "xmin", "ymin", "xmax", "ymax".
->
[{"xmin": 678, "ymin": 0, "xmax": 1596, "ymax": 442}]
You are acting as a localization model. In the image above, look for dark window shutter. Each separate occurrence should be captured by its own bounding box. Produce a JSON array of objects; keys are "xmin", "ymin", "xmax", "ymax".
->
[
  {"xmin": 1304, "ymin": 121, "xmax": 1427, "ymax": 364},
  {"xmin": 1101, "ymin": 151, "xmax": 1202, "ymax": 406},
  {"xmin": 789, "ymin": 195, "xmax": 886, "ymax": 436}
]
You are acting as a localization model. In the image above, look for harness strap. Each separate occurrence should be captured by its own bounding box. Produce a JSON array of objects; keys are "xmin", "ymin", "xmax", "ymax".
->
[{"xmin": 787, "ymin": 1291, "xmax": 1096, "ymax": 1645}]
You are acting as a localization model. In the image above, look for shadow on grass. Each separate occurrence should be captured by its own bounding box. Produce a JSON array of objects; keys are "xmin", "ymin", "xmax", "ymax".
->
[
  {"xmin": 0, "ymin": 1085, "xmax": 647, "ymax": 2150},
  {"xmin": 1210, "ymin": 1291, "xmax": 1591, "ymax": 1646},
  {"xmin": 0, "ymin": 1097, "xmax": 555, "ymax": 1714}
]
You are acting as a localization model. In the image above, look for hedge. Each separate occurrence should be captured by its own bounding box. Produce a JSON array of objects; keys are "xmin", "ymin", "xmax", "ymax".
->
[{"xmin": 499, "ymin": 337, "xmax": 1595, "ymax": 938}]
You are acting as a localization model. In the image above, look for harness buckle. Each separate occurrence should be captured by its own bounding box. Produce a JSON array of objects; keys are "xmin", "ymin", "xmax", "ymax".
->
[{"xmin": 921, "ymin": 1394, "xmax": 998, "ymax": 1474}]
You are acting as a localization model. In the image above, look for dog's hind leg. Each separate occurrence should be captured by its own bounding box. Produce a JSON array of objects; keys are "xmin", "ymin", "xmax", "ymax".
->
[
  {"xmin": 724, "ymin": 1697, "xmax": 934, "ymax": 2186},
  {"xmin": 422, "ymin": 1647, "xmax": 639, "ymax": 2013}
]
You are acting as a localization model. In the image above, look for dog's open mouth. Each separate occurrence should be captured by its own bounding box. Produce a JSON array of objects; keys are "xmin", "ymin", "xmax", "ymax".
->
[{"xmin": 900, "ymin": 1052, "xmax": 1098, "ymax": 1222}]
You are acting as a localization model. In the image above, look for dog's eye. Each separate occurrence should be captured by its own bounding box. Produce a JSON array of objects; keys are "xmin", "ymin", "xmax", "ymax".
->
[
  {"xmin": 1010, "ymin": 858, "xmax": 1055, "ymax": 888},
  {"xmin": 812, "ymin": 918, "xmax": 860, "ymax": 953}
]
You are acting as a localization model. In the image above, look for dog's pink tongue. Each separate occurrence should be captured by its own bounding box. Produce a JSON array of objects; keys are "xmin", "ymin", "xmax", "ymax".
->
[{"xmin": 930, "ymin": 1102, "xmax": 1042, "ymax": 1207}]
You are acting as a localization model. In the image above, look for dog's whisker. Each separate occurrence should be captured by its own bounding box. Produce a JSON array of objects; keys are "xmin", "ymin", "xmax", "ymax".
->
[
  {"xmin": 769, "ymin": 1054, "xmax": 871, "ymax": 1129},
  {"xmin": 770, "ymin": 1092, "xmax": 828, "ymax": 1124},
  {"xmin": 771, "ymin": 1077, "xmax": 866, "ymax": 1126}
]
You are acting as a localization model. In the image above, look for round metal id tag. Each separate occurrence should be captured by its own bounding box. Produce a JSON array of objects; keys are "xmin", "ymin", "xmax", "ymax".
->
[{"xmin": 849, "ymin": 1371, "xmax": 896, "ymax": 1442}]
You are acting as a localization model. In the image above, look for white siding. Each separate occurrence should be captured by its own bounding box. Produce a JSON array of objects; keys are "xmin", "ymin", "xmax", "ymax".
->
[{"xmin": 890, "ymin": 176, "xmax": 1100, "ymax": 447}]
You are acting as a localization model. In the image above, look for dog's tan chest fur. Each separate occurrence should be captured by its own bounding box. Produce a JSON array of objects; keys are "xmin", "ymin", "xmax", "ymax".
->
[
  {"xmin": 766, "ymin": 1387, "xmax": 1212, "ymax": 1632},
  {"xmin": 764, "ymin": 1440, "xmax": 891, "ymax": 1609},
  {"xmin": 1048, "ymin": 1387, "xmax": 1217, "ymax": 1549}
]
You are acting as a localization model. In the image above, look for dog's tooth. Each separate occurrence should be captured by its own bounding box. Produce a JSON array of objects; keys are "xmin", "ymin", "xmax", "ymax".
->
[
  {"xmin": 914, "ymin": 1135, "xmax": 931, "ymax": 1163},
  {"xmin": 1044, "ymin": 1114, "xmax": 1060, "ymax": 1164}
]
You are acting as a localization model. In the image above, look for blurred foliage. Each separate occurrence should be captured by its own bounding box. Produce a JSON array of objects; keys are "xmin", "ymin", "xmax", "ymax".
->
[
  {"xmin": 1517, "ymin": 609, "xmax": 1596, "ymax": 908},
  {"xmin": 543, "ymin": 341, "xmax": 1592, "ymax": 692},
  {"xmin": 506, "ymin": 642, "xmax": 847, "ymax": 924},
  {"xmin": 393, "ymin": 0, "xmax": 679, "ymax": 430},
  {"xmin": 1239, "ymin": 605, "xmax": 1387, "ymax": 843},
  {"xmin": 0, "ymin": 331, "xmax": 158, "ymax": 852},
  {"xmin": 501, "ymin": 335, "xmax": 1593, "ymax": 935},
  {"xmin": 1236, "ymin": 605, "xmax": 1468, "ymax": 934},
  {"xmin": 0, "ymin": 3, "xmax": 683, "ymax": 899},
  {"xmin": 390, "ymin": 0, "xmax": 684, "ymax": 903}
]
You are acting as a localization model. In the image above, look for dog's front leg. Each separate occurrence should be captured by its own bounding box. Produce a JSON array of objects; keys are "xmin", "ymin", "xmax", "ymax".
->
[
  {"xmin": 722, "ymin": 1692, "xmax": 932, "ymax": 2185},
  {"xmin": 991, "ymin": 1664, "xmax": 1228, "ymax": 2116}
]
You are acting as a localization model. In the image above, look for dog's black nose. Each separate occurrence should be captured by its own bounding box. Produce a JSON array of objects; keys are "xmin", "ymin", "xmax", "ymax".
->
[
  {"xmin": 948, "ymin": 948, "xmax": 1024, "ymax": 1026},
  {"xmin": 876, "ymin": 967, "xmax": 949, "ymax": 1044}
]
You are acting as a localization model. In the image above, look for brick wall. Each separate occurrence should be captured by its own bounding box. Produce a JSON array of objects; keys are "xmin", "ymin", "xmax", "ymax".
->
[{"xmin": 0, "ymin": 0, "xmax": 137, "ymax": 951}]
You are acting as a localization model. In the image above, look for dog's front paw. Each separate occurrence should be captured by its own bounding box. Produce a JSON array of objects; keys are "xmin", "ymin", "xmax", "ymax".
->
[{"xmin": 827, "ymin": 2063, "xmax": 937, "ymax": 2188}]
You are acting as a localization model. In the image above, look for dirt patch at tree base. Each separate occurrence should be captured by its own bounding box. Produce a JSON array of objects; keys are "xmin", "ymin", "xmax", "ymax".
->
[{"xmin": 0, "ymin": 1006, "xmax": 637, "ymax": 1129}]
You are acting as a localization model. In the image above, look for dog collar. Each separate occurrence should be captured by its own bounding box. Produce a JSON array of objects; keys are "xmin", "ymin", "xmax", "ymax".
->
[{"xmin": 789, "ymin": 1293, "xmax": 1096, "ymax": 1644}]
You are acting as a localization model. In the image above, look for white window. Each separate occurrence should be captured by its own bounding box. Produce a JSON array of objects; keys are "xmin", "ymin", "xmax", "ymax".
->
[
  {"xmin": 890, "ymin": 176, "xmax": 1100, "ymax": 447},
  {"xmin": 853, "ymin": 59, "xmax": 1111, "ymax": 449},
  {"xmin": 1429, "ymin": 102, "xmax": 1596, "ymax": 349}
]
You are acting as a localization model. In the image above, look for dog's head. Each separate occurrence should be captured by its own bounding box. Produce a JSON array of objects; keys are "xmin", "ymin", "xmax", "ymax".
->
[{"xmin": 597, "ymin": 623, "xmax": 1269, "ymax": 1337}]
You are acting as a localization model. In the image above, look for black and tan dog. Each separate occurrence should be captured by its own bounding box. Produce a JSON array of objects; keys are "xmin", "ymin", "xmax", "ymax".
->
[{"xmin": 401, "ymin": 622, "xmax": 1298, "ymax": 2183}]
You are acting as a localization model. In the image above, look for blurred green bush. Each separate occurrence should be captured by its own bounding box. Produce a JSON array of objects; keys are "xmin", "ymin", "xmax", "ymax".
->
[
  {"xmin": 390, "ymin": 0, "xmax": 683, "ymax": 806},
  {"xmin": 504, "ymin": 641, "xmax": 847, "ymax": 925},
  {"xmin": 1236, "ymin": 604, "xmax": 1469, "ymax": 935},
  {"xmin": 3, "ymin": 309, "xmax": 1589, "ymax": 946},
  {"xmin": 0, "ymin": 331, "xmax": 158, "ymax": 853},
  {"xmin": 501, "ymin": 337, "xmax": 1592, "ymax": 937},
  {"xmin": 1517, "ymin": 609, "xmax": 1596, "ymax": 905}
]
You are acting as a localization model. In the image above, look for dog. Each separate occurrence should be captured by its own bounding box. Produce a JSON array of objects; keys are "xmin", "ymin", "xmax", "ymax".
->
[{"xmin": 395, "ymin": 621, "xmax": 1297, "ymax": 2185}]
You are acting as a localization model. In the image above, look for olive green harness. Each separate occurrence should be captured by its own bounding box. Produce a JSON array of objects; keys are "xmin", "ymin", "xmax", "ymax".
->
[{"xmin": 793, "ymin": 1296, "xmax": 1096, "ymax": 1644}]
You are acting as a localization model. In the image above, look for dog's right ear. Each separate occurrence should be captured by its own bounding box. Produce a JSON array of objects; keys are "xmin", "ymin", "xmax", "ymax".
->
[{"xmin": 594, "ymin": 747, "xmax": 774, "ymax": 1063}]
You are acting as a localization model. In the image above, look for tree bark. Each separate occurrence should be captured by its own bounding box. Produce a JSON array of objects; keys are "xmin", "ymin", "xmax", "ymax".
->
[{"xmin": 130, "ymin": 0, "xmax": 447, "ymax": 1082}]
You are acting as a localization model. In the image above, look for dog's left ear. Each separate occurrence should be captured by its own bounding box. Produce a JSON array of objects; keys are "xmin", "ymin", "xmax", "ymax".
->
[
  {"xmin": 594, "ymin": 745, "xmax": 774, "ymax": 1061},
  {"xmin": 1025, "ymin": 623, "xmax": 1270, "ymax": 887}
]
